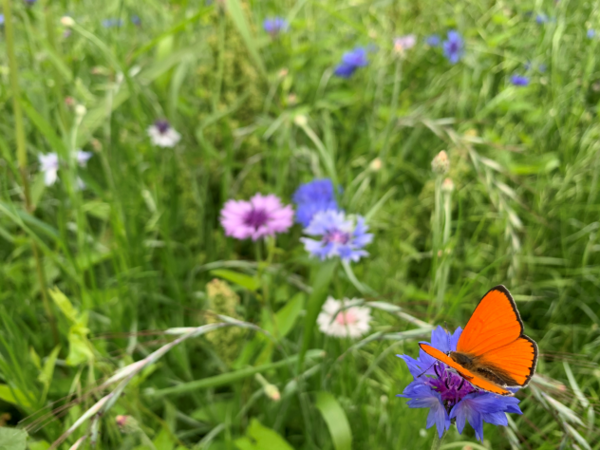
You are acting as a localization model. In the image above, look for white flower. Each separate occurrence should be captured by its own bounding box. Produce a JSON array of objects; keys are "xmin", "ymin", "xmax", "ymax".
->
[
  {"xmin": 317, "ymin": 297, "xmax": 371, "ymax": 338},
  {"xmin": 76, "ymin": 177, "xmax": 86, "ymax": 190},
  {"xmin": 39, "ymin": 153, "xmax": 59, "ymax": 186},
  {"xmin": 76, "ymin": 150, "xmax": 93, "ymax": 167},
  {"xmin": 147, "ymin": 120, "xmax": 181, "ymax": 148}
]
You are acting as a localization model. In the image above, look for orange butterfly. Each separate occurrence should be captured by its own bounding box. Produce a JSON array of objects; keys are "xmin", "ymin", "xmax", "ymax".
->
[{"xmin": 420, "ymin": 285, "xmax": 538, "ymax": 396}]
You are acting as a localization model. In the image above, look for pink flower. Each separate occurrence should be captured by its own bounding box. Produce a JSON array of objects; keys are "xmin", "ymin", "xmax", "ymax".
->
[{"xmin": 220, "ymin": 194, "xmax": 294, "ymax": 241}]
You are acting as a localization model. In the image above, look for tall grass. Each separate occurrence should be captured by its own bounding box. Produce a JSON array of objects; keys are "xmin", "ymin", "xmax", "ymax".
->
[{"xmin": 0, "ymin": 0, "xmax": 599, "ymax": 449}]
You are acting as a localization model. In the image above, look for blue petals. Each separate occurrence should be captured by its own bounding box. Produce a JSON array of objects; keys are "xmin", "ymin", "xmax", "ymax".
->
[
  {"xmin": 293, "ymin": 179, "xmax": 338, "ymax": 227},
  {"xmin": 334, "ymin": 47, "xmax": 368, "ymax": 78},
  {"xmin": 442, "ymin": 30, "xmax": 464, "ymax": 64}
]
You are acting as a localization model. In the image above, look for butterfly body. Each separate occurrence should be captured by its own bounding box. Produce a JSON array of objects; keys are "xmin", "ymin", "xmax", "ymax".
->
[{"xmin": 420, "ymin": 285, "xmax": 538, "ymax": 396}]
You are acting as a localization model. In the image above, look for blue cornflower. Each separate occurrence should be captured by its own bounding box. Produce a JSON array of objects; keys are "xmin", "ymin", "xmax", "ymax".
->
[
  {"xmin": 0, "ymin": 14, "xmax": 4, "ymax": 26},
  {"xmin": 334, "ymin": 47, "xmax": 368, "ymax": 78},
  {"xmin": 588, "ymin": 29, "xmax": 596, "ymax": 39},
  {"xmin": 426, "ymin": 34, "xmax": 441, "ymax": 47},
  {"xmin": 442, "ymin": 30, "xmax": 464, "ymax": 64},
  {"xmin": 102, "ymin": 18, "xmax": 123, "ymax": 28},
  {"xmin": 536, "ymin": 14, "xmax": 548, "ymax": 24},
  {"xmin": 131, "ymin": 15, "xmax": 141, "ymax": 26},
  {"xmin": 510, "ymin": 75, "xmax": 529, "ymax": 87},
  {"xmin": 263, "ymin": 17, "xmax": 288, "ymax": 36},
  {"xmin": 397, "ymin": 326, "xmax": 522, "ymax": 441},
  {"xmin": 292, "ymin": 179, "xmax": 339, "ymax": 228},
  {"xmin": 301, "ymin": 210, "xmax": 373, "ymax": 263}
]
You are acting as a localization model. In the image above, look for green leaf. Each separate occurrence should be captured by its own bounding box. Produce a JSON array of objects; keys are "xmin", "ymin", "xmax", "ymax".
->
[
  {"xmin": 234, "ymin": 419, "xmax": 294, "ymax": 450},
  {"xmin": 262, "ymin": 293, "xmax": 304, "ymax": 339},
  {"xmin": 20, "ymin": 99, "xmax": 67, "ymax": 155},
  {"xmin": 38, "ymin": 346, "xmax": 61, "ymax": 400},
  {"xmin": 66, "ymin": 326, "xmax": 94, "ymax": 366},
  {"xmin": 0, "ymin": 385, "xmax": 33, "ymax": 409},
  {"xmin": 315, "ymin": 392, "xmax": 352, "ymax": 450},
  {"xmin": 49, "ymin": 287, "xmax": 79, "ymax": 323},
  {"xmin": 224, "ymin": 0, "xmax": 266, "ymax": 76},
  {"xmin": 298, "ymin": 260, "xmax": 337, "ymax": 369},
  {"xmin": 0, "ymin": 428, "xmax": 27, "ymax": 450},
  {"xmin": 210, "ymin": 269, "xmax": 260, "ymax": 291},
  {"xmin": 153, "ymin": 428, "xmax": 176, "ymax": 450}
]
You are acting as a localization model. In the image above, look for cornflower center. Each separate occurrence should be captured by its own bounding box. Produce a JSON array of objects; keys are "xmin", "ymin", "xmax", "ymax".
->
[
  {"xmin": 155, "ymin": 120, "xmax": 170, "ymax": 134},
  {"xmin": 428, "ymin": 364, "xmax": 475, "ymax": 410},
  {"xmin": 243, "ymin": 208, "xmax": 269, "ymax": 230},
  {"xmin": 335, "ymin": 310, "xmax": 357, "ymax": 325},
  {"xmin": 324, "ymin": 229, "xmax": 350, "ymax": 245}
]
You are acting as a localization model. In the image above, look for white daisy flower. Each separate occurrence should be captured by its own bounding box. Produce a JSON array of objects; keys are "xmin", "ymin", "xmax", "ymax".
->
[
  {"xmin": 317, "ymin": 296, "xmax": 372, "ymax": 338},
  {"xmin": 39, "ymin": 153, "xmax": 59, "ymax": 186},
  {"xmin": 76, "ymin": 150, "xmax": 93, "ymax": 167},
  {"xmin": 147, "ymin": 120, "xmax": 181, "ymax": 148}
]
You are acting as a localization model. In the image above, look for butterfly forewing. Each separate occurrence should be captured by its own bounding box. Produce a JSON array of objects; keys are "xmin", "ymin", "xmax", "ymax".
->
[
  {"xmin": 419, "ymin": 343, "xmax": 512, "ymax": 395},
  {"xmin": 456, "ymin": 285, "xmax": 523, "ymax": 356}
]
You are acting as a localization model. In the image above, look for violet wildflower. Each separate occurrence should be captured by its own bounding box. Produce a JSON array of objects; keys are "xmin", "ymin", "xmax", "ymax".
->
[
  {"xmin": 147, "ymin": 120, "xmax": 181, "ymax": 148},
  {"xmin": 292, "ymin": 179, "xmax": 338, "ymax": 228},
  {"xmin": 301, "ymin": 210, "xmax": 373, "ymax": 263},
  {"xmin": 263, "ymin": 17, "xmax": 288, "ymax": 36},
  {"xmin": 131, "ymin": 15, "xmax": 141, "ymax": 26},
  {"xmin": 397, "ymin": 326, "xmax": 522, "ymax": 440},
  {"xmin": 39, "ymin": 153, "xmax": 59, "ymax": 186},
  {"xmin": 588, "ymin": 29, "xmax": 596, "ymax": 39},
  {"xmin": 334, "ymin": 47, "xmax": 368, "ymax": 78},
  {"xmin": 24, "ymin": 0, "xmax": 37, "ymax": 5},
  {"xmin": 426, "ymin": 34, "xmax": 441, "ymax": 47},
  {"xmin": 76, "ymin": 150, "xmax": 93, "ymax": 167},
  {"xmin": 393, "ymin": 34, "xmax": 416, "ymax": 54},
  {"xmin": 220, "ymin": 194, "xmax": 294, "ymax": 241},
  {"xmin": 0, "ymin": 14, "xmax": 4, "ymax": 26},
  {"xmin": 510, "ymin": 75, "xmax": 529, "ymax": 87},
  {"xmin": 442, "ymin": 30, "xmax": 464, "ymax": 64},
  {"xmin": 535, "ymin": 14, "xmax": 548, "ymax": 25}
]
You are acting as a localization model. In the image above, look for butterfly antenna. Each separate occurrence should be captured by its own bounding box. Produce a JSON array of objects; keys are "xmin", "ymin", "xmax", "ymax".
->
[{"xmin": 416, "ymin": 361, "xmax": 437, "ymax": 379}]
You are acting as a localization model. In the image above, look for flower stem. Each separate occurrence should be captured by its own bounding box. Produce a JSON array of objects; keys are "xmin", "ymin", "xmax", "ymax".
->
[
  {"xmin": 3, "ymin": 0, "xmax": 58, "ymax": 344},
  {"xmin": 430, "ymin": 431, "xmax": 447, "ymax": 450}
]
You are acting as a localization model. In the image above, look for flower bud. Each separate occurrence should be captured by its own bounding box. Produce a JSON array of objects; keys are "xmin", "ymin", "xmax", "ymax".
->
[
  {"xmin": 264, "ymin": 384, "xmax": 281, "ymax": 402},
  {"xmin": 75, "ymin": 104, "xmax": 87, "ymax": 117},
  {"xmin": 431, "ymin": 150, "xmax": 449, "ymax": 175},
  {"xmin": 293, "ymin": 115, "xmax": 307, "ymax": 127},
  {"xmin": 61, "ymin": 16, "xmax": 75, "ymax": 27},
  {"xmin": 116, "ymin": 415, "xmax": 139, "ymax": 434},
  {"xmin": 369, "ymin": 158, "xmax": 382, "ymax": 171},
  {"xmin": 441, "ymin": 178, "xmax": 455, "ymax": 193}
]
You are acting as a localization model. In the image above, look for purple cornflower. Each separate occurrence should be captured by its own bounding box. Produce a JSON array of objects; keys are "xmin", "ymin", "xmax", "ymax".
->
[
  {"xmin": 0, "ymin": 14, "xmax": 5, "ymax": 26},
  {"xmin": 263, "ymin": 17, "xmax": 288, "ymax": 36},
  {"xmin": 24, "ymin": 0, "xmax": 37, "ymax": 5},
  {"xmin": 301, "ymin": 210, "xmax": 373, "ymax": 263},
  {"xmin": 397, "ymin": 326, "xmax": 522, "ymax": 441},
  {"xmin": 292, "ymin": 179, "xmax": 339, "ymax": 228},
  {"xmin": 334, "ymin": 47, "xmax": 368, "ymax": 78},
  {"xmin": 442, "ymin": 30, "xmax": 464, "ymax": 64},
  {"xmin": 426, "ymin": 34, "xmax": 441, "ymax": 47},
  {"xmin": 510, "ymin": 75, "xmax": 529, "ymax": 87},
  {"xmin": 220, "ymin": 194, "xmax": 294, "ymax": 241}
]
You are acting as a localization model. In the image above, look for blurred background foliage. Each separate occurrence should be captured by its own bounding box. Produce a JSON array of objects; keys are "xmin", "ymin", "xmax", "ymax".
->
[{"xmin": 0, "ymin": 0, "xmax": 599, "ymax": 448}]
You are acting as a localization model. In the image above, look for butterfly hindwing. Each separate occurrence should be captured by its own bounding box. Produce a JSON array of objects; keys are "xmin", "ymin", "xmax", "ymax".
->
[{"xmin": 472, "ymin": 335, "xmax": 538, "ymax": 387}]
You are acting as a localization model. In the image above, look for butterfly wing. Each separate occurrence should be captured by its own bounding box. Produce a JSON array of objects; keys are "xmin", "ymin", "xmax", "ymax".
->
[
  {"xmin": 456, "ymin": 285, "xmax": 538, "ymax": 387},
  {"xmin": 419, "ymin": 343, "xmax": 512, "ymax": 396}
]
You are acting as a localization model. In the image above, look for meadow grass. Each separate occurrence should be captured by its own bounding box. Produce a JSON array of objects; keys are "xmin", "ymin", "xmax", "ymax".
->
[{"xmin": 0, "ymin": 0, "xmax": 599, "ymax": 448}]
